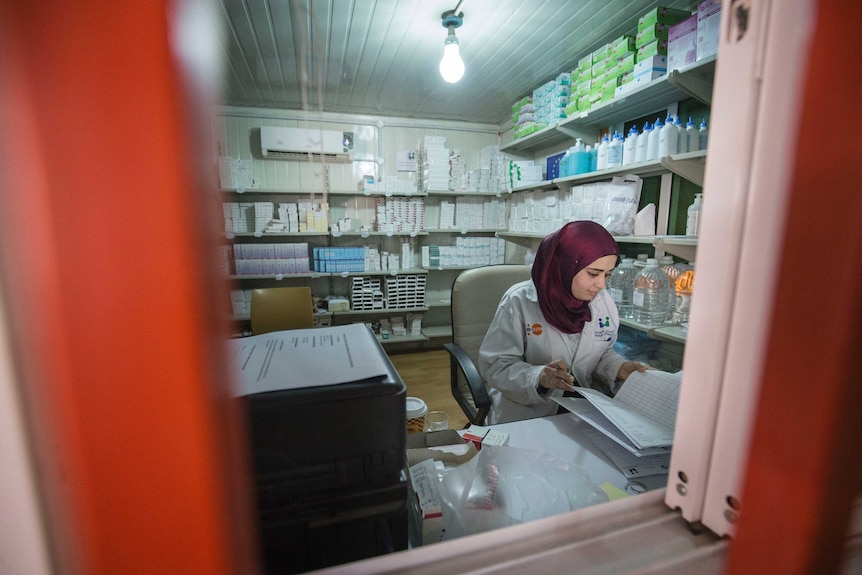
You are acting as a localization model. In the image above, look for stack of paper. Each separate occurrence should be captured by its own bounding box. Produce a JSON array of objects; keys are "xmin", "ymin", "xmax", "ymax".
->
[{"xmin": 554, "ymin": 369, "xmax": 682, "ymax": 456}]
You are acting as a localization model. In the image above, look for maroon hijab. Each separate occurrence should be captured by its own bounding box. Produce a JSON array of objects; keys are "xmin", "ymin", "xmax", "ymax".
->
[{"xmin": 531, "ymin": 221, "xmax": 620, "ymax": 334}]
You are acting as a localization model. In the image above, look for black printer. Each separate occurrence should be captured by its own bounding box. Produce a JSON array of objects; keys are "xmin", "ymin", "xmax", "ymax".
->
[{"xmin": 236, "ymin": 326, "xmax": 408, "ymax": 573}]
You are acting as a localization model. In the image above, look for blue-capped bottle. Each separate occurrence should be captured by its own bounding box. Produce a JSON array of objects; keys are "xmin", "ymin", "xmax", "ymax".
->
[
  {"xmin": 622, "ymin": 126, "xmax": 638, "ymax": 166},
  {"xmin": 607, "ymin": 131, "xmax": 623, "ymax": 168},
  {"xmin": 647, "ymin": 117, "xmax": 662, "ymax": 161},
  {"xmin": 635, "ymin": 121, "xmax": 651, "ymax": 163},
  {"xmin": 685, "ymin": 116, "xmax": 699, "ymax": 153},
  {"xmin": 699, "ymin": 118, "xmax": 709, "ymax": 150},
  {"xmin": 658, "ymin": 114, "xmax": 678, "ymax": 158}
]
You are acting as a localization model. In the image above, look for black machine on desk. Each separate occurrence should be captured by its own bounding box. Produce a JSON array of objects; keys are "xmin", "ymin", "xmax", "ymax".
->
[{"xmin": 234, "ymin": 326, "xmax": 408, "ymax": 574}]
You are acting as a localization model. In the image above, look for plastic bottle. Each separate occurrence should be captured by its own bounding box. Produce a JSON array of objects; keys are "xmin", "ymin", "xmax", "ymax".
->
[
  {"xmin": 635, "ymin": 121, "xmax": 650, "ymax": 163},
  {"xmin": 588, "ymin": 144, "xmax": 597, "ymax": 172},
  {"xmin": 686, "ymin": 193, "xmax": 703, "ymax": 236},
  {"xmin": 633, "ymin": 253, "xmax": 650, "ymax": 268},
  {"xmin": 685, "ymin": 117, "xmax": 699, "ymax": 153},
  {"xmin": 647, "ymin": 117, "xmax": 662, "ymax": 161},
  {"xmin": 597, "ymin": 133, "xmax": 610, "ymax": 170},
  {"xmin": 699, "ymin": 118, "xmax": 709, "ymax": 150},
  {"xmin": 674, "ymin": 115, "xmax": 685, "ymax": 154},
  {"xmin": 658, "ymin": 114, "xmax": 678, "ymax": 158},
  {"xmin": 561, "ymin": 146, "xmax": 577, "ymax": 178},
  {"xmin": 608, "ymin": 258, "xmax": 639, "ymax": 319},
  {"xmin": 573, "ymin": 138, "xmax": 590, "ymax": 174},
  {"xmin": 622, "ymin": 126, "xmax": 638, "ymax": 166},
  {"xmin": 672, "ymin": 263, "xmax": 696, "ymax": 326},
  {"xmin": 633, "ymin": 258, "xmax": 671, "ymax": 326},
  {"xmin": 660, "ymin": 255, "xmax": 681, "ymax": 318},
  {"xmin": 607, "ymin": 131, "xmax": 623, "ymax": 168}
]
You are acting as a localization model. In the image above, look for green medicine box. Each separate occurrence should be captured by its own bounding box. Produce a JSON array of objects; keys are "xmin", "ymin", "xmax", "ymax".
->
[
  {"xmin": 637, "ymin": 39, "xmax": 669, "ymax": 60},
  {"xmin": 638, "ymin": 6, "xmax": 692, "ymax": 32},
  {"xmin": 609, "ymin": 35, "xmax": 636, "ymax": 59},
  {"xmin": 636, "ymin": 23, "xmax": 671, "ymax": 47}
]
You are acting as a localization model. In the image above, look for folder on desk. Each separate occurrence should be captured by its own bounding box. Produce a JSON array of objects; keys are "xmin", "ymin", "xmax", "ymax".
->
[{"xmin": 554, "ymin": 369, "xmax": 682, "ymax": 455}]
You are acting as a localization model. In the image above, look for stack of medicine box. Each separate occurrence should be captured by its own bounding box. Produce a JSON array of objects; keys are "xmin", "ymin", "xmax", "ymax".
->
[
  {"xmin": 666, "ymin": 0, "xmax": 721, "ymax": 73},
  {"xmin": 232, "ymin": 242, "xmax": 310, "ymax": 276},
  {"xmin": 420, "ymin": 136, "xmax": 450, "ymax": 192},
  {"xmin": 350, "ymin": 276, "xmax": 385, "ymax": 310},
  {"xmin": 479, "ymin": 145, "xmax": 503, "ymax": 193},
  {"xmin": 506, "ymin": 160, "xmax": 544, "ymax": 191},
  {"xmin": 568, "ymin": 54, "xmax": 594, "ymax": 116},
  {"xmin": 312, "ymin": 246, "xmax": 365, "ymax": 273},
  {"xmin": 375, "ymin": 197, "xmax": 424, "ymax": 234},
  {"xmin": 384, "ymin": 274, "xmax": 426, "ymax": 309},
  {"xmin": 532, "ymin": 72, "xmax": 571, "ymax": 127},
  {"xmin": 511, "ymin": 96, "xmax": 540, "ymax": 140}
]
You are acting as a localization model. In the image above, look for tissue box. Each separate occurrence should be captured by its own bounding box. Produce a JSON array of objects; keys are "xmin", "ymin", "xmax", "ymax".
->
[{"xmin": 668, "ymin": 15, "xmax": 698, "ymax": 71}]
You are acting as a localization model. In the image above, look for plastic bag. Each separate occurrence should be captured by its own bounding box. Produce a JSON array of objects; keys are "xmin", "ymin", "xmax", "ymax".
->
[
  {"xmin": 437, "ymin": 444, "xmax": 608, "ymax": 540},
  {"xmin": 601, "ymin": 175, "xmax": 643, "ymax": 236}
]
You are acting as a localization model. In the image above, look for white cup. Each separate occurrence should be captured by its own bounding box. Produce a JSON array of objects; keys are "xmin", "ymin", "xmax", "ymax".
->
[{"xmin": 406, "ymin": 397, "xmax": 427, "ymax": 434}]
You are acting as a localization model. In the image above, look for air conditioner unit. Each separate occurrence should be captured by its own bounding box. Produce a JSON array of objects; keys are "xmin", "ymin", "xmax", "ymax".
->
[{"xmin": 260, "ymin": 126, "xmax": 352, "ymax": 163}]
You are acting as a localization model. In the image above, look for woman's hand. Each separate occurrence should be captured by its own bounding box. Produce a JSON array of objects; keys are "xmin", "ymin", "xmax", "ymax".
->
[
  {"xmin": 539, "ymin": 360, "xmax": 577, "ymax": 393},
  {"xmin": 617, "ymin": 361, "xmax": 648, "ymax": 381}
]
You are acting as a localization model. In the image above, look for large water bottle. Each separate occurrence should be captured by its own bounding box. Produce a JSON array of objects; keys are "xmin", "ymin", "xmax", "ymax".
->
[
  {"xmin": 633, "ymin": 258, "xmax": 671, "ymax": 326},
  {"xmin": 672, "ymin": 263, "xmax": 696, "ymax": 325},
  {"xmin": 608, "ymin": 258, "xmax": 639, "ymax": 319},
  {"xmin": 660, "ymin": 256, "xmax": 681, "ymax": 318}
]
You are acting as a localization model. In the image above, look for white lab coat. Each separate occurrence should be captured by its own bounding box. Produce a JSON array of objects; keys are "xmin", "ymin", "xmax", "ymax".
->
[{"xmin": 478, "ymin": 279, "xmax": 626, "ymax": 424}]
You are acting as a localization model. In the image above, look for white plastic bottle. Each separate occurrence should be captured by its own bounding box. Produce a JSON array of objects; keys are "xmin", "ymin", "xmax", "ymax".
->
[
  {"xmin": 633, "ymin": 258, "xmax": 671, "ymax": 326},
  {"xmin": 658, "ymin": 114, "xmax": 678, "ymax": 158},
  {"xmin": 674, "ymin": 115, "xmax": 685, "ymax": 154},
  {"xmin": 607, "ymin": 131, "xmax": 623, "ymax": 168},
  {"xmin": 597, "ymin": 133, "xmax": 610, "ymax": 170},
  {"xmin": 622, "ymin": 126, "xmax": 638, "ymax": 166},
  {"xmin": 635, "ymin": 121, "xmax": 650, "ymax": 163},
  {"xmin": 686, "ymin": 193, "xmax": 703, "ymax": 236},
  {"xmin": 686, "ymin": 117, "xmax": 700, "ymax": 153},
  {"xmin": 647, "ymin": 117, "xmax": 662, "ymax": 161},
  {"xmin": 699, "ymin": 119, "xmax": 709, "ymax": 150}
]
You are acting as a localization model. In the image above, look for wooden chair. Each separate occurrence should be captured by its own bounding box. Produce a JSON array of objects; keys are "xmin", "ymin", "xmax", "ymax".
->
[
  {"xmin": 443, "ymin": 265, "xmax": 532, "ymax": 426},
  {"xmin": 250, "ymin": 287, "xmax": 314, "ymax": 335}
]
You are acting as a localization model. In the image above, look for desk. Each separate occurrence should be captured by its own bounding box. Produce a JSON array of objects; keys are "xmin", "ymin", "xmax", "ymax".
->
[{"xmin": 486, "ymin": 412, "xmax": 668, "ymax": 493}]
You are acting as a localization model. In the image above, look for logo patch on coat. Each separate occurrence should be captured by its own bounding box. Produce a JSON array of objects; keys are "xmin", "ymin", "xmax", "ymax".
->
[{"xmin": 526, "ymin": 322, "xmax": 544, "ymax": 336}]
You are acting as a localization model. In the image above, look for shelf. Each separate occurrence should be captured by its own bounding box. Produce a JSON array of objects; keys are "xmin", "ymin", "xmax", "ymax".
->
[
  {"xmin": 654, "ymin": 235, "xmax": 698, "ymax": 262},
  {"xmin": 335, "ymin": 307, "xmax": 429, "ymax": 316},
  {"xmin": 331, "ymin": 231, "xmax": 427, "ymax": 238},
  {"xmin": 229, "ymin": 272, "xmax": 326, "ymax": 280},
  {"xmin": 501, "ymin": 55, "xmax": 717, "ymax": 155},
  {"xmin": 553, "ymin": 158, "xmax": 668, "ymax": 188},
  {"xmin": 620, "ymin": 318, "xmax": 688, "ymax": 344},
  {"xmin": 424, "ymin": 190, "xmax": 505, "ymax": 197},
  {"xmin": 421, "ymin": 265, "xmax": 492, "ymax": 271},
  {"xmin": 511, "ymin": 180, "xmax": 557, "ymax": 193},
  {"xmin": 660, "ymin": 150, "xmax": 707, "ymax": 187},
  {"xmin": 220, "ymin": 188, "xmax": 326, "ymax": 195},
  {"xmin": 377, "ymin": 334, "xmax": 428, "ymax": 344},
  {"xmin": 225, "ymin": 231, "xmax": 328, "ymax": 238},
  {"xmin": 329, "ymin": 189, "xmax": 427, "ymax": 197},
  {"xmin": 328, "ymin": 268, "xmax": 428, "ymax": 277},
  {"xmin": 424, "ymin": 228, "xmax": 506, "ymax": 234},
  {"xmin": 421, "ymin": 326, "xmax": 453, "ymax": 339}
]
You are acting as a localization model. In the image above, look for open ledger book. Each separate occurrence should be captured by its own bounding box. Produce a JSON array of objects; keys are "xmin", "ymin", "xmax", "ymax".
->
[{"xmin": 553, "ymin": 369, "xmax": 682, "ymax": 455}]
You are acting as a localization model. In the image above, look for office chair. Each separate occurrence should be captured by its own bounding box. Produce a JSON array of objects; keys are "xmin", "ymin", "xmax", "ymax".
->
[
  {"xmin": 250, "ymin": 287, "xmax": 315, "ymax": 335},
  {"xmin": 443, "ymin": 265, "xmax": 532, "ymax": 426}
]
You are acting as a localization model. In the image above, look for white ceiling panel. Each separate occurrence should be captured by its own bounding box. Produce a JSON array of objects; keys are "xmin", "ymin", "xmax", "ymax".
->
[{"xmin": 217, "ymin": 0, "xmax": 700, "ymax": 124}]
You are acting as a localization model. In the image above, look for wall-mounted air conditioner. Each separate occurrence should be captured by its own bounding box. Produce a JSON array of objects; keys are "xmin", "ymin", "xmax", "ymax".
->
[{"xmin": 260, "ymin": 126, "xmax": 352, "ymax": 162}]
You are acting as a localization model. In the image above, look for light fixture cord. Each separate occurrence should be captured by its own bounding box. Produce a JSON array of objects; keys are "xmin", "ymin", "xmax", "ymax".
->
[{"xmin": 452, "ymin": 0, "xmax": 463, "ymax": 13}]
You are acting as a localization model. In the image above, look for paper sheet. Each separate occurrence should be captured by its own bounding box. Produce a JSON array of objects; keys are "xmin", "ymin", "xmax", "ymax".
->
[{"xmin": 227, "ymin": 323, "xmax": 389, "ymax": 396}]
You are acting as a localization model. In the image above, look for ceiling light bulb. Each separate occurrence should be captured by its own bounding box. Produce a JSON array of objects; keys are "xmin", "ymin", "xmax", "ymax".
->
[{"xmin": 439, "ymin": 29, "xmax": 464, "ymax": 83}]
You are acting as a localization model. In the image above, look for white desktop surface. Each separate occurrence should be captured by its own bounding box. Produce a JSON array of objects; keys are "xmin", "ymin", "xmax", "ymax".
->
[{"xmin": 486, "ymin": 413, "xmax": 668, "ymax": 493}]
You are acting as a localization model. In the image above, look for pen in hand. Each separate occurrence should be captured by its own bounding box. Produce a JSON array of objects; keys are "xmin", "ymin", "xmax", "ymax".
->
[{"xmin": 542, "ymin": 360, "xmax": 577, "ymax": 392}]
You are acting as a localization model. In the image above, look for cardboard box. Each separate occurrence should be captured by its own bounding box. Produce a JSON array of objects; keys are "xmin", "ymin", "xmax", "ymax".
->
[
  {"xmin": 668, "ymin": 14, "xmax": 698, "ymax": 71},
  {"xmin": 638, "ymin": 6, "xmax": 692, "ymax": 31},
  {"xmin": 697, "ymin": 0, "xmax": 721, "ymax": 61},
  {"xmin": 610, "ymin": 34, "xmax": 636, "ymax": 59},
  {"xmin": 637, "ymin": 39, "xmax": 669, "ymax": 60},
  {"xmin": 546, "ymin": 151, "xmax": 566, "ymax": 180},
  {"xmin": 636, "ymin": 22, "xmax": 671, "ymax": 47}
]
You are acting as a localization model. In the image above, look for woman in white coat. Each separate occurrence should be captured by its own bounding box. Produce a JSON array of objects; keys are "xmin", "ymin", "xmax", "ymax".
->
[{"xmin": 478, "ymin": 221, "xmax": 646, "ymax": 424}]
